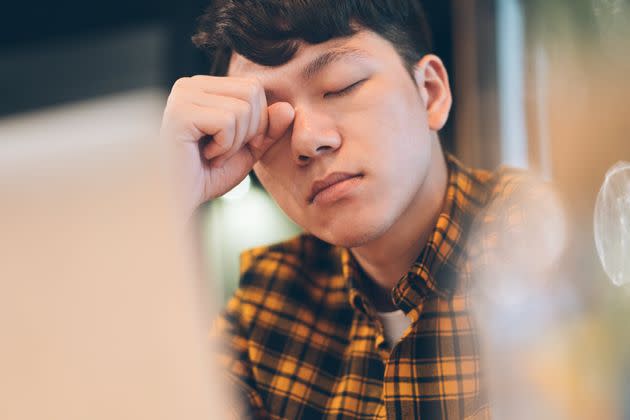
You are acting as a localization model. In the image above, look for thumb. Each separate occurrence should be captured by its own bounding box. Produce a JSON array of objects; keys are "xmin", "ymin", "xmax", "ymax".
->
[
  {"xmin": 250, "ymin": 102, "xmax": 295, "ymax": 158},
  {"xmin": 266, "ymin": 102, "xmax": 295, "ymax": 140}
]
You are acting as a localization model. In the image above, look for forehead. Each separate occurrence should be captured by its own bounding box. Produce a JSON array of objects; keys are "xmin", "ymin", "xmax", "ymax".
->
[{"xmin": 226, "ymin": 30, "xmax": 387, "ymax": 82}]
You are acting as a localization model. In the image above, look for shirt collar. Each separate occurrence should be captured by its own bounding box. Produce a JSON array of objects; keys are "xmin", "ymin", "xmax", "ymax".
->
[{"xmin": 342, "ymin": 152, "xmax": 490, "ymax": 318}]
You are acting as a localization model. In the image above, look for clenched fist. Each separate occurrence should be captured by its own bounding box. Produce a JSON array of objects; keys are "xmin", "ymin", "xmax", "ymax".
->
[{"xmin": 160, "ymin": 75, "xmax": 295, "ymax": 217}]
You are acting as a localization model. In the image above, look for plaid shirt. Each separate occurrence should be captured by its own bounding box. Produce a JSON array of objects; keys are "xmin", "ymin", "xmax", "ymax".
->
[{"xmin": 213, "ymin": 153, "xmax": 528, "ymax": 419}]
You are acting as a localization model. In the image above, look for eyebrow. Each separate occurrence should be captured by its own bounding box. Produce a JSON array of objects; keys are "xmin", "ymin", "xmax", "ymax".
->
[
  {"xmin": 300, "ymin": 47, "xmax": 370, "ymax": 82},
  {"xmin": 262, "ymin": 46, "xmax": 370, "ymax": 103}
]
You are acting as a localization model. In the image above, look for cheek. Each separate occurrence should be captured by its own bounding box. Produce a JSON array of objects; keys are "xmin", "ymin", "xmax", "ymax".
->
[
  {"xmin": 258, "ymin": 135, "xmax": 290, "ymax": 167},
  {"xmin": 253, "ymin": 162, "xmax": 306, "ymax": 225},
  {"xmin": 352, "ymin": 77, "xmax": 422, "ymax": 129},
  {"xmin": 253, "ymin": 160, "xmax": 290, "ymax": 201},
  {"xmin": 346, "ymin": 84, "xmax": 430, "ymax": 195},
  {"xmin": 339, "ymin": 85, "xmax": 426, "ymax": 160},
  {"xmin": 255, "ymin": 137, "xmax": 295, "ymax": 188}
]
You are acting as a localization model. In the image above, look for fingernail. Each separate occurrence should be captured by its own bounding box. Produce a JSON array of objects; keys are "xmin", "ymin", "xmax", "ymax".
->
[{"xmin": 204, "ymin": 148, "xmax": 214, "ymax": 160}]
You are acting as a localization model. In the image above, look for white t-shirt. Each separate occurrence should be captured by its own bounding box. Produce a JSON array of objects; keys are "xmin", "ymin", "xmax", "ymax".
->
[{"xmin": 378, "ymin": 310, "xmax": 411, "ymax": 346}]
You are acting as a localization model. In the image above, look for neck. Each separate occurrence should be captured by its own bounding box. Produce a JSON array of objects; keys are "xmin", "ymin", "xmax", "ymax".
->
[{"xmin": 350, "ymin": 136, "xmax": 448, "ymax": 310}]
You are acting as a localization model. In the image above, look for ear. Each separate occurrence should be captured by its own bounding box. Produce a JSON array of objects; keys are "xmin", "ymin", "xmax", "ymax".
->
[{"xmin": 413, "ymin": 54, "xmax": 452, "ymax": 131}]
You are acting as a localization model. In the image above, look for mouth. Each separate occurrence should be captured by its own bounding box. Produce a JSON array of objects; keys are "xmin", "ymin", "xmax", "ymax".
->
[{"xmin": 308, "ymin": 172, "xmax": 364, "ymax": 205}]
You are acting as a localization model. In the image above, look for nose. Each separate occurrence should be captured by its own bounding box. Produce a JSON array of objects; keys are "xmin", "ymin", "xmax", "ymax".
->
[{"xmin": 290, "ymin": 107, "xmax": 341, "ymax": 165}]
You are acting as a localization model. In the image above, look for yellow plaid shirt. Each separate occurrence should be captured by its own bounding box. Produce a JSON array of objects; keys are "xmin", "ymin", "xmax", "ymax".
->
[{"xmin": 213, "ymin": 153, "xmax": 528, "ymax": 419}]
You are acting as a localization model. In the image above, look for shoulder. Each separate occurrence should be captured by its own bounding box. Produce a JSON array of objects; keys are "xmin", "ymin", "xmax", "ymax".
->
[
  {"xmin": 448, "ymin": 152, "xmax": 548, "ymax": 213},
  {"xmin": 465, "ymin": 162, "xmax": 565, "ymax": 276},
  {"xmin": 486, "ymin": 164, "xmax": 538, "ymax": 202},
  {"xmin": 241, "ymin": 232, "xmax": 336, "ymax": 269},
  {"xmin": 447, "ymin": 153, "xmax": 533, "ymax": 201},
  {"xmin": 224, "ymin": 233, "xmax": 349, "ymax": 329},
  {"xmin": 477, "ymin": 163, "xmax": 557, "ymax": 225},
  {"xmin": 238, "ymin": 232, "xmax": 342, "ymax": 290}
]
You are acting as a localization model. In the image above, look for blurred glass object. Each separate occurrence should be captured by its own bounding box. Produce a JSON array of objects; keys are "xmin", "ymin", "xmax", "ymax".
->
[{"xmin": 594, "ymin": 162, "xmax": 630, "ymax": 287}]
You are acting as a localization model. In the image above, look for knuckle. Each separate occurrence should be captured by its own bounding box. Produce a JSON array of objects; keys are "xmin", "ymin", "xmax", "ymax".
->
[
  {"xmin": 238, "ymin": 100, "xmax": 252, "ymax": 118},
  {"xmin": 164, "ymin": 94, "xmax": 182, "ymax": 110},
  {"xmin": 162, "ymin": 102, "xmax": 182, "ymax": 124},
  {"xmin": 246, "ymin": 81, "xmax": 261, "ymax": 103},
  {"xmin": 171, "ymin": 77, "xmax": 189, "ymax": 92}
]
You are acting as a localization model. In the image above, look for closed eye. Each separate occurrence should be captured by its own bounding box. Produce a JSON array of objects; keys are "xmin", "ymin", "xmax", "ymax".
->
[{"xmin": 324, "ymin": 79, "xmax": 366, "ymax": 98}]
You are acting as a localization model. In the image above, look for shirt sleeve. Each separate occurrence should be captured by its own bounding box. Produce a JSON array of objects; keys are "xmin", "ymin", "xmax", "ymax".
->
[{"xmin": 210, "ymin": 294, "xmax": 270, "ymax": 419}]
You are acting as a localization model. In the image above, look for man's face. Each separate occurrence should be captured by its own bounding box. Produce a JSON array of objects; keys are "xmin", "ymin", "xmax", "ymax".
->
[{"xmin": 228, "ymin": 30, "xmax": 437, "ymax": 248}]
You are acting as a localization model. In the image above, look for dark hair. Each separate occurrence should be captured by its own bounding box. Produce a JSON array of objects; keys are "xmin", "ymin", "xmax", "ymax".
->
[{"xmin": 191, "ymin": 0, "xmax": 433, "ymax": 78}]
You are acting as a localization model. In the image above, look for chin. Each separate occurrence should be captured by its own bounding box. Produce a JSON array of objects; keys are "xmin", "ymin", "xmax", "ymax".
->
[{"xmin": 309, "ymin": 213, "xmax": 394, "ymax": 249}]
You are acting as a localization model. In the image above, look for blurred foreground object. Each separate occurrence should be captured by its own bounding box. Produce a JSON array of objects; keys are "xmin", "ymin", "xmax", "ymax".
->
[
  {"xmin": 595, "ymin": 162, "xmax": 630, "ymax": 287},
  {"xmin": 467, "ymin": 174, "xmax": 628, "ymax": 419},
  {"xmin": 462, "ymin": 0, "xmax": 630, "ymax": 418},
  {"xmin": 0, "ymin": 90, "xmax": 231, "ymax": 420}
]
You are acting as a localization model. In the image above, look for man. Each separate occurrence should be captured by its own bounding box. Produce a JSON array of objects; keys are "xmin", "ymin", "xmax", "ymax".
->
[{"xmin": 160, "ymin": 1, "xmax": 523, "ymax": 418}]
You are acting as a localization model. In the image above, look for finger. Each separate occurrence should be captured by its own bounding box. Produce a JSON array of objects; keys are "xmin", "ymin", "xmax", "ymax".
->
[
  {"xmin": 176, "ymin": 93, "xmax": 251, "ymax": 159},
  {"xmin": 176, "ymin": 90, "xmax": 262, "ymax": 146},
  {"xmin": 179, "ymin": 95, "xmax": 252, "ymax": 166},
  {"xmin": 208, "ymin": 146, "xmax": 256, "ymax": 177},
  {"xmin": 182, "ymin": 99, "xmax": 247, "ymax": 162},
  {"xmin": 186, "ymin": 76, "xmax": 268, "ymax": 140},
  {"xmin": 266, "ymin": 102, "xmax": 295, "ymax": 140},
  {"xmin": 202, "ymin": 138, "xmax": 226, "ymax": 161},
  {"xmin": 182, "ymin": 104, "xmax": 236, "ymax": 159},
  {"xmin": 250, "ymin": 102, "xmax": 295, "ymax": 161},
  {"xmin": 214, "ymin": 99, "xmax": 252, "ymax": 165}
]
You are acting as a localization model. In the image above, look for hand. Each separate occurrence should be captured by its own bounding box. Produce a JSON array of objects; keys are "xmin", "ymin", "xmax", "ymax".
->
[{"xmin": 160, "ymin": 75, "xmax": 295, "ymax": 217}]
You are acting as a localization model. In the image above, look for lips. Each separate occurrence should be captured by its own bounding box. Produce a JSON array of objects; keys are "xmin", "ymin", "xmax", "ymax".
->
[{"xmin": 308, "ymin": 172, "xmax": 363, "ymax": 204}]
